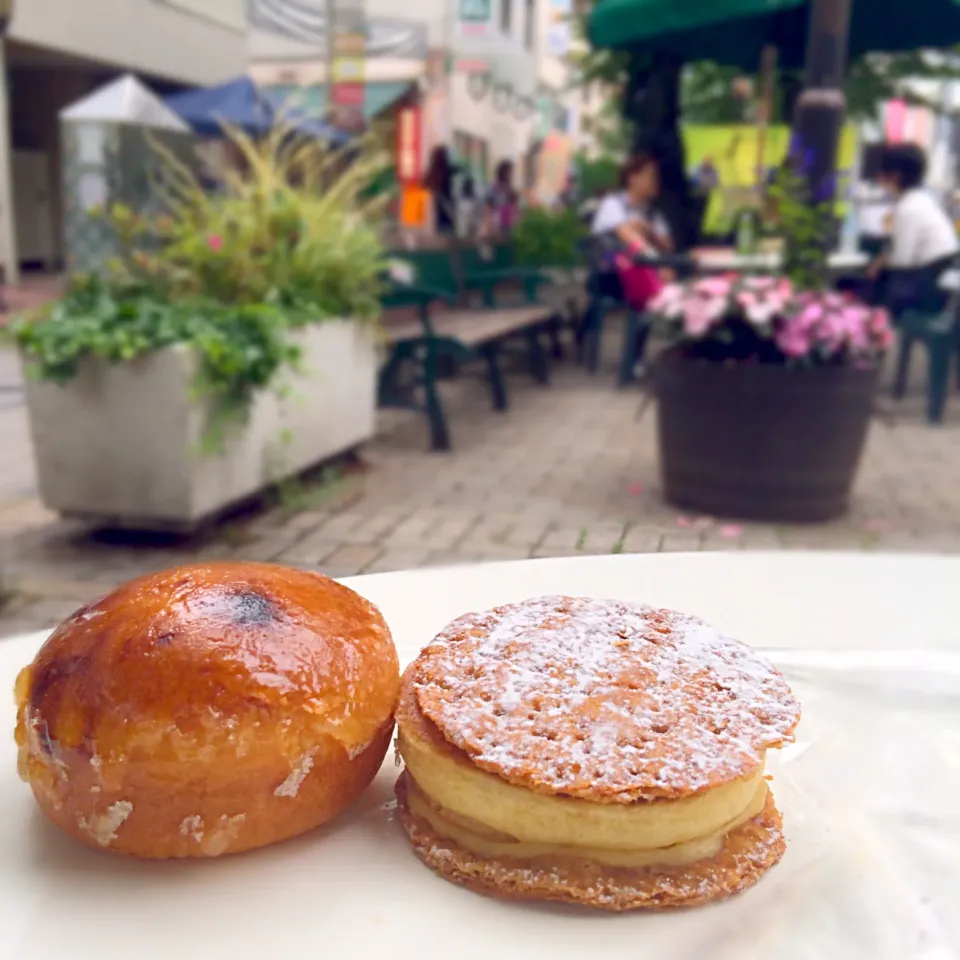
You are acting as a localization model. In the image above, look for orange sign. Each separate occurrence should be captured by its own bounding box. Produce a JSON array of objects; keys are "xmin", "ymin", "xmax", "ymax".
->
[{"xmin": 400, "ymin": 185, "xmax": 430, "ymax": 228}]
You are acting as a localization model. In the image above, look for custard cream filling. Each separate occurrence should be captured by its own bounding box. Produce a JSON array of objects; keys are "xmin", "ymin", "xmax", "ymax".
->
[
  {"xmin": 407, "ymin": 775, "xmax": 769, "ymax": 868},
  {"xmin": 397, "ymin": 728, "xmax": 766, "ymax": 851}
]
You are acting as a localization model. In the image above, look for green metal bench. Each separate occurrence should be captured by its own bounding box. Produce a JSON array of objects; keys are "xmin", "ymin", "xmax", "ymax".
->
[
  {"xmin": 377, "ymin": 265, "xmax": 553, "ymax": 451},
  {"xmin": 459, "ymin": 242, "xmax": 586, "ymax": 358}
]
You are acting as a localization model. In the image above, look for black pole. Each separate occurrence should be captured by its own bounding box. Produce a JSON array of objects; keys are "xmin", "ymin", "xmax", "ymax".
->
[{"xmin": 791, "ymin": 0, "xmax": 853, "ymax": 196}]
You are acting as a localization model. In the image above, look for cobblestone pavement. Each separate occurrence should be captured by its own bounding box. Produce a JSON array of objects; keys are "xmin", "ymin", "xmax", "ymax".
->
[{"xmin": 2, "ymin": 336, "xmax": 960, "ymax": 637}]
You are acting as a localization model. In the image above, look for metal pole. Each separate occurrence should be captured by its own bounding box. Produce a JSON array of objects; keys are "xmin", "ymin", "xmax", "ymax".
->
[
  {"xmin": 755, "ymin": 45, "xmax": 778, "ymax": 195},
  {"xmin": 791, "ymin": 0, "xmax": 853, "ymax": 197},
  {"xmin": 325, "ymin": 0, "xmax": 336, "ymax": 122}
]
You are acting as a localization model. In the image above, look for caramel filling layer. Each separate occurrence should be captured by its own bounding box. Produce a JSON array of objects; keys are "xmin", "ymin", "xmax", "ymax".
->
[
  {"xmin": 407, "ymin": 775, "xmax": 768, "ymax": 868},
  {"xmin": 397, "ymin": 728, "xmax": 766, "ymax": 852}
]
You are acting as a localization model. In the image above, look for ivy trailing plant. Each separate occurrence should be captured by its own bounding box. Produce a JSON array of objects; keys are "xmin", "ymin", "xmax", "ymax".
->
[{"xmin": 11, "ymin": 122, "xmax": 391, "ymax": 451}]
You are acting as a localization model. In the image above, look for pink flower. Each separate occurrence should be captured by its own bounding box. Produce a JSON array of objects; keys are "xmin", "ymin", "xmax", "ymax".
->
[
  {"xmin": 738, "ymin": 290, "xmax": 784, "ymax": 326},
  {"xmin": 776, "ymin": 324, "xmax": 812, "ymax": 358},
  {"xmin": 744, "ymin": 275, "xmax": 777, "ymax": 291},
  {"xmin": 869, "ymin": 308, "xmax": 892, "ymax": 333},
  {"xmin": 684, "ymin": 295, "xmax": 727, "ymax": 337},
  {"xmin": 796, "ymin": 303, "xmax": 825, "ymax": 329},
  {"xmin": 650, "ymin": 283, "xmax": 686, "ymax": 317},
  {"xmin": 823, "ymin": 292, "xmax": 845, "ymax": 310},
  {"xmin": 695, "ymin": 276, "xmax": 734, "ymax": 298},
  {"xmin": 874, "ymin": 325, "xmax": 895, "ymax": 351},
  {"xmin": 208, "ymin": 234, "xmax": 224, "ymax": 252}
]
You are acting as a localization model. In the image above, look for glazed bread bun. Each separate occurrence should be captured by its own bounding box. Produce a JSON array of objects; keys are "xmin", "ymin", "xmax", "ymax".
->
[{"xmin": 14, "ymin": 562, "xmax": 400, "ymax": 859}]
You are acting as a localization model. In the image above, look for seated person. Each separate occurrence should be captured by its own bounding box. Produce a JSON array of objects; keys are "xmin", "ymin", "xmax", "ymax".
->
[
  {"xmin": 868, "ymin": 143, "xmax": 959, "ymax": 317},
  {"xmin": 586, "ymin": 150, "xmax": 673, "ymax": 308},
  {"xmin": 591, "ymin": 150, "xmax": 672, "ymax": 260},
  {"xmin": 579, "ymin": 151, "xmax": 670, "ymax": 364}
]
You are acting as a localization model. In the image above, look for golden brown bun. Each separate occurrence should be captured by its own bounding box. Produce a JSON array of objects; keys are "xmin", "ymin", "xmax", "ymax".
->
[
  {"xmin": 14, "ymin": 562, "xmax": 400, "ymax": 859},
  {"xmin": 395, "ymin": 772, "xmax": 786, "ymax": 911}
]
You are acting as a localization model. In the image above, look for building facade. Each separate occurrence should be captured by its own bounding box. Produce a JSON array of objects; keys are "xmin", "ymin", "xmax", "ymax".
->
[
  {"xmin": 248, "ymin": 0, "xmax": 586, "ymax": 193},
  {"xmin": 1, "ymin": 0, "xmax": 249, "ymax": 282}
]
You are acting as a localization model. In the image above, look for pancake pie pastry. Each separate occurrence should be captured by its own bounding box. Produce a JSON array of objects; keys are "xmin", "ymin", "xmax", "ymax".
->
[{"xmin": 395, "ymin": 596, "xmax": 801, "ymax": 910}]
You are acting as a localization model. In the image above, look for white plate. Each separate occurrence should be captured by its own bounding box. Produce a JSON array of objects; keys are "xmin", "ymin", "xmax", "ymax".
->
[{"xmin": 1, "ymin": 553, "xmax": 959, "ymax": 959}]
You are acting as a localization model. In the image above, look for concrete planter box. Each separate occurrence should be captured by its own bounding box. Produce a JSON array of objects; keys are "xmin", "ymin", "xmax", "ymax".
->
[{"xmin": 22, "ymin": 320, "xmax": 377, "ymax": 531}]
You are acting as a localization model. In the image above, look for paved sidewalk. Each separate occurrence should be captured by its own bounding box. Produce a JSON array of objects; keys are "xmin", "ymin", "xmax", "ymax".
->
[{"xmin": 3, "ymin": 340, "xmax": 960, "ymax": 637}]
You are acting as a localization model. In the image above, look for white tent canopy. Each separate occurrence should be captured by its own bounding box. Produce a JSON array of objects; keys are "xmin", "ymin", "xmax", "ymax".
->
[{"xmin": 60, "ymin": 74, "xmax": 190, "ymax": 131}]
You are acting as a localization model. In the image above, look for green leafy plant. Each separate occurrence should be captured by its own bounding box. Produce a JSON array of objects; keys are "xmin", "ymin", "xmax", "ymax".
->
[
  {"xmin": 512, "ymin": 207, "xmax": 588, "ymax": 269},
  {"xmin": 12, "ymin": 124, "xmax": 391, "ymax": 450},
  {"xmin": 765, "ymin": 155, "xmax": 837, "ymax": 291},
  {"xmin": 574, "ymin": 152, "xmax": 621, "ymax": 199}
]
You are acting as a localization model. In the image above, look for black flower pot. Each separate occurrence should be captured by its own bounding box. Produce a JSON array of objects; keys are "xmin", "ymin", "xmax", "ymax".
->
[{"xmin": 654, "ymin": 351, "xmax": 880, "ymax": 523}]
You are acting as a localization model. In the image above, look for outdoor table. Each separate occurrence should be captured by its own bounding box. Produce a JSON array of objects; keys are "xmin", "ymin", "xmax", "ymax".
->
[
  {"xmin": 690, "ymin": 248, "xmax": 870, "ymax": 276},
  {"xmin": 1, "ymin": 552, "xmax": 957, "ymax": 958}
]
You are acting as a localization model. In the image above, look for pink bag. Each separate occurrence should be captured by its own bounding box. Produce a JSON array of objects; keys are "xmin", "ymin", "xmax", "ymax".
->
[
  {"xmin": 499, "ymin": 201, "xmax": 519, "ymax": 233},
  {"xmin": 614, "ymin": 247, "xmax": 663, "ymax": 310}
]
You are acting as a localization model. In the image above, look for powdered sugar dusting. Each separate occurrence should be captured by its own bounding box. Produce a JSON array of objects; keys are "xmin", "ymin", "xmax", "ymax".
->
[{"xmin": 414, "ymin": 596, "xmax": 800, "ymax": 802}]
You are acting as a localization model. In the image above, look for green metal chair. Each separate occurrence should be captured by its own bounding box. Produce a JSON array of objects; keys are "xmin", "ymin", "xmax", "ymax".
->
[
  {"xmin": 892, "ymin": 305, "xmax": 959, "ymax": 424},
  {"xmin": 890, "ymin": 263, "xmax": 960, "ymax": 424}
]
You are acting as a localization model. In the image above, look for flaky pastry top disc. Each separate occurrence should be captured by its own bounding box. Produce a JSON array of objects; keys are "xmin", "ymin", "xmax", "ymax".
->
[{"xmin": 412, "ymin": 596, "xmax": 800, "ymax": 802}]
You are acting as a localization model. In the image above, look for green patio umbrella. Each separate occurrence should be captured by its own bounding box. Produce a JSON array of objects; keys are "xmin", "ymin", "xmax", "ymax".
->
[{"xmin": 588, "ymin": 0, "xmax": 960, "ymax": 69}]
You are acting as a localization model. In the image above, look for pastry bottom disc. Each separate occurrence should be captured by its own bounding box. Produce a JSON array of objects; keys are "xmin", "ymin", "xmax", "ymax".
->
[{"xmin": 394, "ymin": 772, "xmax": 786, "ymax": 911}]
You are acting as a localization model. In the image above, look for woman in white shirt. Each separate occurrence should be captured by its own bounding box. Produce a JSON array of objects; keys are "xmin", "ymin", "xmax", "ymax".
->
[
  {"xmin": 869, "ymin": 143, "xmax": 959, "ymax": 316},
  {"xmin": 590, "ymin": 151, "xmax": 672, "ymax": 255},
  {"xmin": 852, "ymin": 178, "xmax": 894, "ymax": 257},
  {"xmin": 579, "ymin": 150, "xmax": 671, "ymax": 366}
]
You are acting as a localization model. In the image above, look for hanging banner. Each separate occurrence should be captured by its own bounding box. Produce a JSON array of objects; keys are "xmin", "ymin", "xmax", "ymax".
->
[
  {"xmin": 396, "ymin": 105, "xmax": 423, "ymax": 185},
  {"xmin": 903, "ymin": 106, "xmax": 935, "ymax": 151},
  {"xmin": 546, "ymin": 0, "xmax": 572, "ymax": 58},
  {"xmin": 532, "ymin": 131, "xmax": 574, "ymax": 207},
  {"xmin": 884, "ymin": 100, "xmax": 907, "ymax": 144},
  {"xmin": 330, "ymin": 0, "xmax": 367, "ymax": 133}
]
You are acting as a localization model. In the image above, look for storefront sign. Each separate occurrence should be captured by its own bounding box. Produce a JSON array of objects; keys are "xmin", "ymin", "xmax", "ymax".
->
[
  {"xmin": 330, "ymin": 0, "xmax": 367, "ymax": 131},
  {"xmin": 546, "ymin": 0, "xmax": 572, "ymax": 59},
  {"xmin": 396, "ymin": 106, "xmax": 423, "ymax": 185},
  {"xmin": 457, "ymin": 0, "xmax": 493, "ymax": 39}
]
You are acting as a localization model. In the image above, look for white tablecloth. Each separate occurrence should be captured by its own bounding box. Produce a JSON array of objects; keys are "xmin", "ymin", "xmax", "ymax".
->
[{"xmin": 1, "ymin": 552, "xmax": 957, "ymax": 959}]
